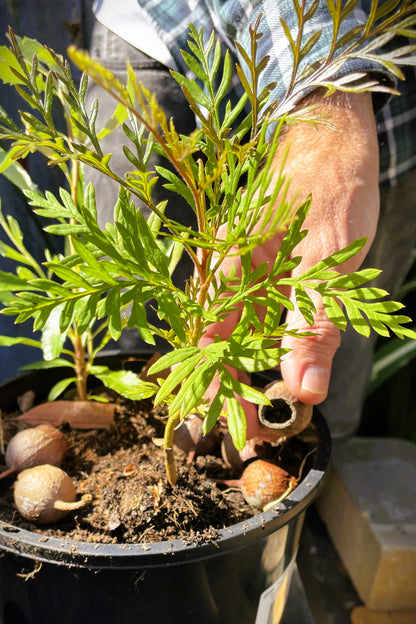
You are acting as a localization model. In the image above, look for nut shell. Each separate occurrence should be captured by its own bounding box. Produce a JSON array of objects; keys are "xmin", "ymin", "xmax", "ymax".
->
[
  {"xmin": 258, "ymin": 380, "xmax": 313, "ymax": 438},
  {"xmin": 14, "ymin": 464, "xmax": 76, "ymax": 524},
  {"xmin": 174, "ymin": 415, "xmax": 218, "ymax": 459},
  {"xmin": 221, "ymin": 433, "xmax": 261, "ymax": 470},
  {"xmin": 5, "ymin": 424, "xmax": 68, "ymax": 472},
  {"xmin": 239, "ymin": 459, "xmax": 292, "ymax": 510}
]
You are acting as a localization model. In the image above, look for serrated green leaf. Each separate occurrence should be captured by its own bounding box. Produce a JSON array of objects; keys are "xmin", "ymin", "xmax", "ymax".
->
[
  {"xmin": 299, "ymin": 30, "xmax": 322, "ymax": 62},
  {"xmin": 294, "ymin": 285, "xmax": 316, "ymax": 326},
  {"xmin": 203, "ymin": 391, "xmax": 223, "ymax": 434},
  {"xmin": 171, "ymin": 71, "xmax": 211, "ymax": 109},
  {"xmin": 180, "ymin": 50, "xmax": 207, "ymax": 82},
  {"xmin": 73, "ymin": 293, "xmax": 99, "ymax": 334},
  {"xmin": 72, "ymin": 237, "xmax": 118, "ymax": 285},
  {"xmin": 231, "ymin": 380, "xmax": 270, "ymax": 405},
  {"xmin": 169, "ymin": 360, "xmax": 216, "ymax": 418},
  {"xmin": 0, "ymin": 270, "xmax": 40, "ymax": 292},
  {"xmin": 326, "ymin": 269, "xmax": 382, "ymax": 290},
  {"xmin": 148, "ymin": 347, "xmax": 200, "ymax": 375},
  {"xmin": 157, "ymin": 291, "xmax": 186, "ymax": 341},
  {"xmin": 399, "ymin": 326, "xmax": 416, "ymax": 340},
  {"xmin": 280, "ymin": 19, "xmax": 296, "ymax": 55},
  {"xmin": 301, "ymin": 239, "xmax": 368, "ymax": 279},
  {"xmin": 156, "ymin": 166, "xmax": 196, "ymax": 211},
  {"xmin": 370, "ymin": 299, "xmax": 404, "ymax": 313},
  {"xmin": 344, "ymin": 299, "xmax": 371, "ymax": 337},
  {"xmin": 263, "ymin": 289, "xmax": 284, "ymax": 334},
  {"xmin": 215, "ymin": 50, "xmax": 232, "ymax": 106},
  {"xmin": 30, "ymin": 279, "xmax": 70, "ymax": 296},
  {"xmin": 154, "ymin": 351, "xmax": 203, "ymax": 405},
  {"xmin": 44, "ymin": 223, "xmax": 89, "ymax": 235},
  {"xmin": 128, "ymin": 294, "xmax": 155, "ymax": 344},
  {"xmin": 105, "ymin": 288, "xmax": 122, "ymax": 340},
  {"xmin": 46, "ymin": 263, "xmax": 92, "ymax": 289},
  {"xmin": 223, "ymin": 350, "xmax": 288, "ymax": 372},
  {"xmin": 322, "ymin": 296, "xmax": 347, "ymax": 330},
  {"xmin": 225, "ymin": 395, "xmax": 246, "ymax": 451},
  {"xmin": 135, "ymin": 205, "xmax": 171, "ymax": 278}
]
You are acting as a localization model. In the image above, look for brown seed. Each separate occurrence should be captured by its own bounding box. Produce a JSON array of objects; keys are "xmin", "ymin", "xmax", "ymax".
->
[
  {"xmin": 173, "ymin": 415, "xmax": 218, "ymax": 462},
  {"xmin": 221, "ymin": 433, "xmax": 260, "ymax": 470},
  {"xmin": 13, "ymin": 464, "xmax": 86, "ymax": 525},
  {"xmin": 221, "ymin": 432, "xmax": 244, "ymax": 470},
  {"xmin": 1, "ymin": 424, "xmax": 68, "ymax": 480},
  {"xmin": 222, "ymin": 459, "xmax": 293, "ymax": 510}
]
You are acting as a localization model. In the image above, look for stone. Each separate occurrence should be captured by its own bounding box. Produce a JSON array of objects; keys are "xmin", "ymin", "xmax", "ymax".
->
[
  {"xmin": 316, "ymin": 437, "xmax": 416, "ymax": 610},
  {"xmin": 351, "ymin": 606, "xmax": 416, "ymax": 624}
]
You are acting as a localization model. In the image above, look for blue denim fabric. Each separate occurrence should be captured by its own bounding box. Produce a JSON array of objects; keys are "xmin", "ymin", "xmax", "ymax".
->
[{"xmin": 0, "ymin": 0, "xmax": 94, "ymax": 381}]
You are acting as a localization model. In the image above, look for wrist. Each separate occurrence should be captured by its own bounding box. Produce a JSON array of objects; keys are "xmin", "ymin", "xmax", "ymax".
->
[{"xmin": 269, "ymin": 89, "xmax": 380, "ymax": 273}]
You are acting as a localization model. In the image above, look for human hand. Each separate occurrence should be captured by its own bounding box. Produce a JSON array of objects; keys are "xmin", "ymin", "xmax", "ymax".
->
[{"xmin": 200, "ymin": 90, "xmax": 380, "ymax": 439}]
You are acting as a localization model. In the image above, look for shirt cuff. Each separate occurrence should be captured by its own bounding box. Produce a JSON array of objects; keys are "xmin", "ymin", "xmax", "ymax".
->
[{"xmin": 217, "ymin": 0, "xmax": 396, "ymax": 115}]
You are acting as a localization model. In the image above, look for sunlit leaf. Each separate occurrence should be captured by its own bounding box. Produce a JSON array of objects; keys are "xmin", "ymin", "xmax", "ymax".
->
[
  {"xmin": 41, "ymin": 303, "xmax": 67, "ymax": 360},
  {"xmin": 93, "ymin": 367, "xmax": 158, "ymax": 400}
]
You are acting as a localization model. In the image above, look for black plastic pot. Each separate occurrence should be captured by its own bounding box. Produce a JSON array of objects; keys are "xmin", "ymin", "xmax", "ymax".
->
[{"xmin": 0, "ymin": 354, "xmax": 330, "ymax": 624}]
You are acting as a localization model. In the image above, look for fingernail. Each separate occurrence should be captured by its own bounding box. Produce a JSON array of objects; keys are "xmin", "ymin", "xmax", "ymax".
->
[{"xmin": 301, "ymin": 366, "xmax": 329, "ymax": 396}]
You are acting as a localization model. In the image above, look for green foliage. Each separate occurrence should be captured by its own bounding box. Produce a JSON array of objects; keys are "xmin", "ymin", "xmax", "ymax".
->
[
  {"xmin": 276, "ymin": 0, "xmax": 416, "ymax": 113},
  {"xmin": 0, "ymin": 2, "xmax": 415, "ymax": 479}
]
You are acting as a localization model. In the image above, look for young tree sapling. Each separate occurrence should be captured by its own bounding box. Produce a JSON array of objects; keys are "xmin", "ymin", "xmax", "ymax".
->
[{"xmin": 0, "ymin": 4, "xmax": 415, "ymax": 496}]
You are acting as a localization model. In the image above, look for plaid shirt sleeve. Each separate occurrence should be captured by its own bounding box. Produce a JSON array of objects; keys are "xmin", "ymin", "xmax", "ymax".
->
[
  {"xmin": 208, "ymin": 0, "xmax": 396, "ymax": 112},
  {"xmin": 137, "ymin": 0, "xmax": 415, "ymax": 185},
  {"xmin": 138, "ymin": 0, "xmax": 394, "ymax": 109}
]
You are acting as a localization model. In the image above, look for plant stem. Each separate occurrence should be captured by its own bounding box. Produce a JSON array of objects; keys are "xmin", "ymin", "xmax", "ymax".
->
[
  {"xmin": 73, "ymin": 334, "xmax": 88, "ymax": 401},
  {"xmin": 164, "ymin": 413, "xmax": 180, "ymax": 485}
]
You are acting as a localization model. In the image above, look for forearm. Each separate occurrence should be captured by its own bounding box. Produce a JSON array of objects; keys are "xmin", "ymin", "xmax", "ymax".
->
[
  {"xmin": 262, "ymin": 90, "xmax": 380, "ymax": 273},
  {"xmin": 273, "ymin": 89, "xmax": 381, "ymax": 403}
]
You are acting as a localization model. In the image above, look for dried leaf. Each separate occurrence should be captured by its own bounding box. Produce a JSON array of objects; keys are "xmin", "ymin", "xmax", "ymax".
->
[{"xmin": 16, "ymin": 400, "xmax": 115, "ymax": 429}]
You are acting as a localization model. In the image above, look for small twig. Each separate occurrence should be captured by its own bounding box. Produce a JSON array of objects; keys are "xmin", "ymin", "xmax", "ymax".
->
[{"xmin": 16, "ymin": 560, "xmax": 43, "ymax": 581}]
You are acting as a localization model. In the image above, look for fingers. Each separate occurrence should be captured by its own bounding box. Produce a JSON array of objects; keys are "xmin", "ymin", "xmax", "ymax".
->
[
  {"xmin": 280, "ymin": 291, "xmax": 341, "ymax": 404},
  {"xmin": 275, "ymin": 92, "xmax": 379, "ymax": 404}
]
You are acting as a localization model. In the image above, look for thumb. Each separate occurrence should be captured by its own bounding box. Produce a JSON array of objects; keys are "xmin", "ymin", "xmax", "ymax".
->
[{"xmin": 280, "ymin": 291, "xmax": 341, "ymax": 405}]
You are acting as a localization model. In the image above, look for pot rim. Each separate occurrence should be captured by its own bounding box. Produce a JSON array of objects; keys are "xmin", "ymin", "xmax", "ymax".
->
[{"xmin": 0, "ymin": 351, "xmax": 330, "ymax": 570}]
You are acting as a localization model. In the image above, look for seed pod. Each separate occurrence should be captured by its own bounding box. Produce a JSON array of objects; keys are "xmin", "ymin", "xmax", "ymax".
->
[
  {"xmin": 1, "ymin": 424, "xmax": 68, "ymax": 480},
  {"xmin": 258, "ymin": 380, "xmax": 313, "ymax": 438},
  {"xmin": 14, "ymin": 464, "xmax": 89, "ymax": 525},
  {"xmin": 174, "ymin": 415, "xmax": 218, "ymax": 462},
  {"xmin": 221, "ymin": 459, "xmax": 293, "ymax": 510},
  {"xmin": 221, "ymin": 433, "xmax": 259, "ymax": 471},
  {"xmin": 221, "ymin": 432, "xmax": 244, "ymax": 470}
]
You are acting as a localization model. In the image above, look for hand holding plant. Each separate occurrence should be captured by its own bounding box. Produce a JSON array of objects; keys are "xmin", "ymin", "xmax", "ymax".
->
[{"xmin": 0, "ymin": 3, "xmax": 415, "ymax": 490}]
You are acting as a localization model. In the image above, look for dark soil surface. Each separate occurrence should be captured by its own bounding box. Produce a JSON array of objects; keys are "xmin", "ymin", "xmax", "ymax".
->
[{"xmin": 0, "ymin": 390, "xmax": 312, "ymax": 546}]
